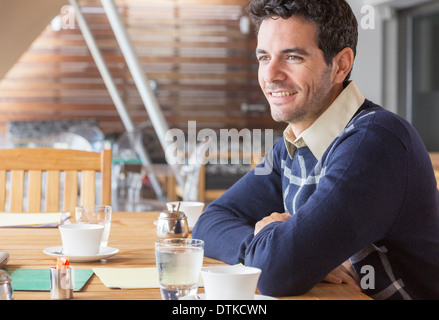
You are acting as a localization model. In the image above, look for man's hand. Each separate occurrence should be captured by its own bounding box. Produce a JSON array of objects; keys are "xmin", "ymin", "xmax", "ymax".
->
[
  {"xmin": 254, "ymin": 212, "xmax": 291, "ymax": 236},
  {"xmin": 324, "ymin": 260, "xmax": 361, "ymax": 291}
]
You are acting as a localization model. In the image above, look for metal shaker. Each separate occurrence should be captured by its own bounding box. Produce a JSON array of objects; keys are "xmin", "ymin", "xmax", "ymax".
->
[
  {"xmin": 0, "ymin": 269, "xmax": 13, "ymax": 300},
  {"xmin": 156, "ymin": 203, "xmax": 189, "ymax": 239},
  {"xmin": 50, "ymin": 267, "xmax": 73, "ymax": 300}
]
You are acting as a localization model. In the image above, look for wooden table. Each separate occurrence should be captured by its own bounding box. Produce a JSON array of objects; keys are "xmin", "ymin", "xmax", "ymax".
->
[{"xmin": 1, "ymin": 212, "xmax": 371, "ymax": 300}]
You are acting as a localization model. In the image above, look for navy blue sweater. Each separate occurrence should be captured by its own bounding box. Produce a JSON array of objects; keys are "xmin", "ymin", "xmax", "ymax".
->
[{"xmin": 192, "ymin": 100, "xmax": 439, "ymax": 300}]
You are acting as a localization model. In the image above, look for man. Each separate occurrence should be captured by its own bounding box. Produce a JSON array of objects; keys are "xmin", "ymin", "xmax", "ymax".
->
[{"xmin": 192, "ymin": 0, "xmax": 439, "ymax": 300}]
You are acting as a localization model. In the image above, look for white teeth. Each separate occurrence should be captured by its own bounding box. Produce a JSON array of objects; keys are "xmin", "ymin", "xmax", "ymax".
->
[{"xmin": 271, "ymin": 92, "xmax": 294, "ymax": 97}]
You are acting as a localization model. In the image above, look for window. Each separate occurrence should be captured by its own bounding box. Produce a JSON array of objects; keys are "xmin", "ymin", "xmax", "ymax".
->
[{"xmin": 399, "ymin": 1, "xmax": 439, "ymax": 151}]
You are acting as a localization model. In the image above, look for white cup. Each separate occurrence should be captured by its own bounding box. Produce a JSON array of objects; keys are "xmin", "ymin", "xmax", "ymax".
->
[
  {"xmin": 59, "ymin": 224, "xmax": 104, "ymax": 256},
  {"xmin": 167, "ymin": 201, "xmax": 204, "ymax": 229},
  {"xmin": 201, "ymin": 265, "xmax": 261, "ymax": 300}
]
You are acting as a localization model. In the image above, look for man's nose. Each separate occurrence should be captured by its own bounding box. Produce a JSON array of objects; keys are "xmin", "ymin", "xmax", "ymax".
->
[{"xmin": 263, "ymin": 59, "xmax": 287, "ymax": 83}]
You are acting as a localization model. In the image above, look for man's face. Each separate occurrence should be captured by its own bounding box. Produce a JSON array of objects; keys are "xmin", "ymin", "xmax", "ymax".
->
[{"xmin": 257, "ymin": 16, "xmax": 338, "ymax": 132}]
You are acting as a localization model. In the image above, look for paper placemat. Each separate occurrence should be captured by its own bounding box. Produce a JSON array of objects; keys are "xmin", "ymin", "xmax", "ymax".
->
[
  {"xmin": 7, "ymin": 268, "xmax": 94, "ymax": 291},
  {"xmin": 93, "ymin": 267, "xmax": 203, "ymax": 289},
  {"xmin": 0, "ymin": 212, "xmax": 69, "ymax": 228}
]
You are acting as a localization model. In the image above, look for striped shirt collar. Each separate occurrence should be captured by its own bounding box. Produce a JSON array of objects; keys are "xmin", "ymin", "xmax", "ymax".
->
[{"xmin": 283, "ymin": 81, "xmax": 365, "ymax": 161}]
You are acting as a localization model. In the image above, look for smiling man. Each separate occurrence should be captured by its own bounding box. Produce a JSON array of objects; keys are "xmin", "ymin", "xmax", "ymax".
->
[{"xmin": 192, "ymin": 0, "xmax": 439, "ymax": 300}]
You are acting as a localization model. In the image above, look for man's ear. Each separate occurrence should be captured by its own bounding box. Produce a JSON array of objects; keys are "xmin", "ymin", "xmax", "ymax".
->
[{"xmin": 332, "ymin": 48, "xmax": 354, "ymax": 83}]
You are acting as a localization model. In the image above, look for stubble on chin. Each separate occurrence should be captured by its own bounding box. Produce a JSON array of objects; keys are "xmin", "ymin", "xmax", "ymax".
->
[{"xmin": 268, "ymin": 98, "xmax": 309, "ymax": 125}]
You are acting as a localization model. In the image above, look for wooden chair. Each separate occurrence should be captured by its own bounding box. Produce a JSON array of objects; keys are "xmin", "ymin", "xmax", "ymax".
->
[{"xmin": 0, "ymin": 148, "xmax": 112, "ymax": 214}]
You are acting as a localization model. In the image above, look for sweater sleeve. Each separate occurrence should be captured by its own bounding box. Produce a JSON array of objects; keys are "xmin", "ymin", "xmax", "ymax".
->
[
  {"xmin": 192, "ymin": 140, "xmax": 285, "ymax": 265},
  {"xmin": 244, "ymin": 123, "xmax": 409, "ymax": 296}
]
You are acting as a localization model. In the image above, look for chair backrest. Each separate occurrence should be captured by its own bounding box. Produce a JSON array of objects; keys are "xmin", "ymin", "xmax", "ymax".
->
[{"xmin": 0, "ymin": 148, "xmax": 111, "ymax": 214}]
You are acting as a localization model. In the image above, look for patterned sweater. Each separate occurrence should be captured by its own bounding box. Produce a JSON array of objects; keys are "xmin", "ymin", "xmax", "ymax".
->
[{"xmin": 193, "ymin": 99, "xmax": 439, "ymax": 300}]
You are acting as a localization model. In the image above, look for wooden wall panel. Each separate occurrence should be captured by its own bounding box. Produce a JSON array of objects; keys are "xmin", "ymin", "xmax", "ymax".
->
[{"xmin": 0, "ymin": 0, "xmax": 284, "ymax": 137}]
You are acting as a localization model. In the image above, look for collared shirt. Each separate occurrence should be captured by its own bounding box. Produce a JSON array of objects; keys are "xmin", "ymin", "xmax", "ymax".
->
[{"xmin": 283, "ymin": 81, "xmax": 365, "ymax": 161}]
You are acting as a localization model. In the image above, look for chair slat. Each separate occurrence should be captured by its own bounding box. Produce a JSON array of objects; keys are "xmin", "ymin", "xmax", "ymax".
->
[
  {"xmin": 80, "ymin": 170, "xmax": 95, "ymax": 208},
  {"xmin": 0, "ymin": 148, "xmax": 102, "ymax": 171},
  {"xmin": 63, "ymin": 170, "xmax": 78, "ymax": 215},
  {"xmin": 101, "ymin": 149, "xmax": 112, "ymax": 206},
  {"xmin": 10, "ymin": 170, "xmax": 25, "ymax": 212},
  {"xmin": 27, "ymin": 170, "xmax": 42, "ymax": 212},
  {"xmin": 45, "ymin": 170, "xmax": 60, "ymax": 212},
  {"xmin": 0, "ymin": 171, "xmax": 6, "ymax": 211}
]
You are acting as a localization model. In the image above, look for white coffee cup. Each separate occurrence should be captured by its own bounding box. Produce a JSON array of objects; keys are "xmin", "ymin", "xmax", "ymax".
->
[
  {"xmin": 59, "ymin": 224, "xmax": 104, "ymax": 256},
  {"xmin": 201, "ymin": 265, "xmax": 261, "ymax": 300},
  {"xmin": 167, "ymin": 201, "xmax": 204, "ymax": 229}
]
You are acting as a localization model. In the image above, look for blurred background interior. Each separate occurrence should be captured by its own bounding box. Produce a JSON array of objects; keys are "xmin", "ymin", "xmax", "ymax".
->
[{"xmin": 0, "ymin": 0, "xmax": 438, "ymax": 211}]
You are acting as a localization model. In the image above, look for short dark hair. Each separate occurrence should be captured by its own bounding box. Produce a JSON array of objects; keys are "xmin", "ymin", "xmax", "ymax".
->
[{"xmin": 247, "ymin": 0, "xmax": 358, "ymax": 79}]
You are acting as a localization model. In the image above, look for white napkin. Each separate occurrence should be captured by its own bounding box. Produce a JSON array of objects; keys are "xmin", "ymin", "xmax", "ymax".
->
[
  {"xmin": 93, "ymin": 267, "xmax": 160, "ymax": 288},
  {"xmin": 0, "ymin": 212, "xmax": 70, "ymax": 228}
]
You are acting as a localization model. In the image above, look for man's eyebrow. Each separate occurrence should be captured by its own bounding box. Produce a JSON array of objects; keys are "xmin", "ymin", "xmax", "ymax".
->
[
  {"xmin": 281, "ymin": 47, "xmax": 310, "ymax": 55},
  {"xmin": 255, "ymin": 47, "xmax": 310, "ymax": 56}
]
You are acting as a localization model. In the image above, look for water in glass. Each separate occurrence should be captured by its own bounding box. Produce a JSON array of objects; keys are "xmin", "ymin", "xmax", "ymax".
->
[{"xmin": 156, "ymin": 242, "xmax": 203, "ymax": 300}]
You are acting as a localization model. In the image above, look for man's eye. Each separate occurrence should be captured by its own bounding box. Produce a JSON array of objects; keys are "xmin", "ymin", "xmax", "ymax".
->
[
  {"xmin": 257, "ymin": 56, "xmax": 270, "ymax": 62},
  {"xmin": 288, "ymin": 55, "xmax": 303, "ymax": 61}
]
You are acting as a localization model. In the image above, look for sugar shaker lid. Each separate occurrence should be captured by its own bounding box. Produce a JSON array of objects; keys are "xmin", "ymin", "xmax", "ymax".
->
[
  {"xmin": 158, "ymin": 203, "xmax": 187, "ymax": 219},
  {"xmin": 0, "ymin": 269, "xmax": 11, "ymax": 285}
]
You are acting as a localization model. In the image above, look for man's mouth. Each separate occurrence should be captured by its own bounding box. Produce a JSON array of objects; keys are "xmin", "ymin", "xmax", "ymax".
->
[{"xmin": 270, "ymin": 91, "xmax": 297, "ymax": 97}]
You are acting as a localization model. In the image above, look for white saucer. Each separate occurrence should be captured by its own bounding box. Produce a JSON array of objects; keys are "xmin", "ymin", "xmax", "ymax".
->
[
  {"xmin": 43, "ymin": 246, "xmax": 119, "ymax": 262},
  {"xmin": 180, "ymin": 294, "xmax": 277, "ymax": 300}
]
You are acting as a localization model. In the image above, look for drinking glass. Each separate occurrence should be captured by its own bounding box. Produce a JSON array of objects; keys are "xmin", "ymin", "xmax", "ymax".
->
[
  {"xmin": 155, "ymin": 238, "xmax": 204, "ymax": 300},
  {"xmin": 75, "ymin": 205, "xmax": 112, "ymax": 247}
]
